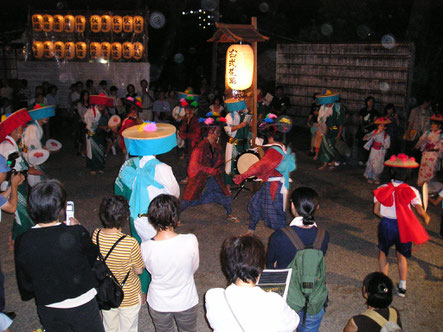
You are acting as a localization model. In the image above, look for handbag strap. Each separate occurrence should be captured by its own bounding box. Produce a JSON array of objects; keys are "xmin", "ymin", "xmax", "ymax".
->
[
  {"xmin": 96, "ymin": 229, "xmax": 130, "ymax": 286},
  {"xmin": 223, "ymin": 290, "xmax": 246, "ymax": 332}
]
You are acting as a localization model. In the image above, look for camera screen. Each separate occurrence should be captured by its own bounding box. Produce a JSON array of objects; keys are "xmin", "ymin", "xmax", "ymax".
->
[{"xmin": 66, "ymin": 205, "xmax": 73, "ymax": 211}]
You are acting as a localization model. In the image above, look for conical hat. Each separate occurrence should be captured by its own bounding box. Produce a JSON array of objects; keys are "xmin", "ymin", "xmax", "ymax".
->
[
  {"xmin": 316, "ymin": 89, "xmax": 340, "ymax": 105},
  {"xmin": 0, "ymin": 108, "xmax": 32, "ymax": 142},
  {"xmin": 384, "ymin": 153, "xmax": 419, "ymax": 168},
  {"xmin": 122, "ymin": 122, "xmax": 177, "ymax": 156}
]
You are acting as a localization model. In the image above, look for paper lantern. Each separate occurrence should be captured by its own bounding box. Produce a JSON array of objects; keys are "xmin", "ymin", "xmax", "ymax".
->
[
  {"xmin": 101, "ymin": 15, "xmax": 111, "ymax": 32},
  {"xmin": 101, "ymin": 42, "xmax": 111, "ymax": 59},
  {"xmin": 112, "ymin": 16, "xmax": 122, "ymax": 33},
  {"xmin": 132, "ymin": 42, "xmax": 144, "ymax": 60},
  {"xmin": 74, "ymin": 15, "xmax": 86, "ymax": 33},
  {"xmin": 111, "ymin": 42, "xmax": 122, "ymax": 60},
  {"xmin": 89, "ymin": 42, "xmax": 101, "ymax": 59},
  {"xmin": 64, "ymin": 15, "xmax": 75, "ymax": 33},
  {"xmin": 64, "ymin": 42, "xmax": 75, "ymax": 60},
  {"xmin": 54, "ymin": 41, "xmax": 65, "ymax": 59},
  {"xmin": 122, "ymin": 16, "xmax": 133, "ymax": 33},
  {"xmin": 43, "ymin": 41, "xmax": 54, "ymax": 58},
  {"xmin": 133, "ymin": 16, "xmax": 144, "ymax": 34},
  {"xmin": 122, "ymin": 42, "xmax": 134, "ymax": 59},
  {"xmin": 90, "ymin": 15, "xmax": 101, "ymax": 33},
  {"xmin": 32, "ymin": 14, "xmax": 43, "ymax": 32},
  {"xmin": 42, "ymin": 15, "xmax": 53, "ymax": 32},
  {"xmin": 32, "ymin": 41, "xmax": 44, "ymax": 58},
  {"xmin": 75, "ymin": 42, "xmax": 87, "ymax": 59},
  {"xmin": 53, "ymin": 15, "xmax": 64, "ymax": 32},
  {"xmin": 225, "ymin": 44, "xmax": 254, "ymax": 91}
]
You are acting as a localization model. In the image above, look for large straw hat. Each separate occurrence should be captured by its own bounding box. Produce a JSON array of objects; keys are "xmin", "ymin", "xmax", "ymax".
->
[
  {"xmin": 89, "ymin": 94, "xmax": 114, "ymax": 107},
  {"xmin": 430, "ymin": 114, "xmax": 443, "ymax": 122},
  {"xmin": 316, "ymin": 89, "xmax": 340, "ymax": 105},
  {"xmin": 374, "ymin": 117, "xmax": 392, "ymax": 125},
  {"xmin": 28, "ymin": 104, "xmax": 56, "ymax": 121},
  {"xmin": 122, "ymin": 122, "xmax": 177, "ymax": 156},
  {"xmin": 225, "ymin": 98, "xmax": 247, "ymax": 113},
  {"xmin": 384, "ymin": 153, "xmax": 419, "ymax": 168},
  {"xmin": 0, "ymin": 108, "xmax": 32, "ymax": 142}
]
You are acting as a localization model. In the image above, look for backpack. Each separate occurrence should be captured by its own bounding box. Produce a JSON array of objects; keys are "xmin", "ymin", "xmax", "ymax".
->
[
  {"xmin": 362, "ymin": 308, "xmax": 402, "ymax": 332},
  {"xmin": 282, "ymin": 226, "xmax": 328, "ymax": 326},
  {"xmin": 92, "ymin": 230, "xmax": 130, "ymax": 310}
]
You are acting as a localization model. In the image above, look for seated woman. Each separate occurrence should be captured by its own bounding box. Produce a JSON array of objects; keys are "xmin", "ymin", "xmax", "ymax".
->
[
  {"xmin": 343, "ymin": 272, "xmax": 402, "ymax": 331},
  {"xmin": 140, "ymin": 194, "xmax": 199, "ymax": 332},
  {"xmin": 205, "ymin": 235, "xmax": 299, "ymax": 332},
  {"xmin": 92, "ymin": 195, "xmax": 145, "ymax": 332},
  {"xmin": 14, "ymin": 180, "xmax": 104, "ymax": 332}
]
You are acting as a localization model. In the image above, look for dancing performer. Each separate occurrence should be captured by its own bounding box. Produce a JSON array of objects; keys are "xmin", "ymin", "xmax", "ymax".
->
[
  {"xmin": 181, "ymin": 116, "xmax": 239, "ymax": 223},
  {"xmin": 363, "ymin": 117, "xmax": 391, "ymax": 184},
  {"xmin": 115, "ymin": 122, "xmax": 179, "ymax": 295},
  {"xmin": 0, "ymin": 108, "xmax": 34, "ymax": 239},
  {"xmin": 373, "ymin": 154, "xmax": 430, "ymax": 297},
  {"xmin": 316, "ymin": 90, "xmax": 346, "ymax": 170},
  {"xmin": 233, "ymin": 115, "xmax": 296, "ymax": 234},
  {"xmin": 119, "ymin": 97, "xmax": 143, "ymax": 156},
  {"xmin": 85, "ymin": 94, "xmax": 113, "ymax": 175},
  {"xmin": 22, "ymin": 105, "xmax": 55, "ymax": 186},
  {"xmin": 224, "ymin": 98, "xmax": 251, "ymax": 186},
  {"xmin": 414, "ymin": 114, "xmax": 443, "ymax": 186}
]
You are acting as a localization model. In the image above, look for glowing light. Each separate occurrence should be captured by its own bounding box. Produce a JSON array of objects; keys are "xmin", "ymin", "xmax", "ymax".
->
[{"xmin": 226, "ymin": 44, "xmax": 254, "ymax": 91}]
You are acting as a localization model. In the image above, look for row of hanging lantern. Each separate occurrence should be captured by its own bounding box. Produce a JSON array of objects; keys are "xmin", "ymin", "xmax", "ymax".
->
[
  {"xmin": 31, "ymin": 14, "xmax": 144, "ymax": 34},
  {"xmin": 32, "ymin": 41, "xmax": 144, "ymax": 60}
]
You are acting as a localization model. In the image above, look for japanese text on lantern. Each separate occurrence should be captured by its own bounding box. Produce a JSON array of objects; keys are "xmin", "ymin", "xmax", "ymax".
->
[{"xmin": 227, "ymin": 48, "xmax": 238, "ymax": 85}]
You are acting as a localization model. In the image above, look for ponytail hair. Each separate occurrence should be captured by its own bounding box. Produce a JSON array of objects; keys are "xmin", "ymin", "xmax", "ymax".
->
[
  {"xmin": 290, "ymin": 187, "xmax": 319, "ymax": 226},
  {"xmin": 363, "ymin": 272, "xmax": 393, "ymax": 308}
]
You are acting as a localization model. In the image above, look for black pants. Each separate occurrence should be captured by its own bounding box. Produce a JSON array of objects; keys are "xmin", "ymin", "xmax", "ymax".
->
[{"xmin": 37, "ymin": 298, "xmax": 104, "ymax": 332}]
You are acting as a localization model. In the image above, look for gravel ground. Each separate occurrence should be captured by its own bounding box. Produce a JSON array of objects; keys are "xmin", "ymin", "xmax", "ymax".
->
[{"xmin": 1, "ymin": 127, "xmax": 442, "ymax": 331}]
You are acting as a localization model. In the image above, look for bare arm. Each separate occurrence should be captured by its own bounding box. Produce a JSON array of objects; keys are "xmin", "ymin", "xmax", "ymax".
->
[
  {"xmin": 231, "ymin": 121, "xmax": 247, "ymax": 132},
  {"xmin": 133, "ymin": 267, "xmax": 144, "ymax": 275},
  {"xmin": 1, "ymin": 173, "xmax": 24, "ymax": 214},
  {"xmin": 413, "ymin": 204, "xmax": 430, "ymax": 225},
  {"xmin": 343, "ymin": 318, "xmax": 358, "ymax": 332},
  {"xmin": 374, "ymin": 201, "xmax": 382, "ymax": 218},
  {"xmin": 429, "ymin": 196, "xmax": 443, "ymax": 206}
]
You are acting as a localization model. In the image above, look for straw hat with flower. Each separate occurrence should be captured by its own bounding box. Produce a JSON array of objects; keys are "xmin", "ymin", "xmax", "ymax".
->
[{"xmin": 384, "ymin": 153, "xmax": 419, "ymax": 168}]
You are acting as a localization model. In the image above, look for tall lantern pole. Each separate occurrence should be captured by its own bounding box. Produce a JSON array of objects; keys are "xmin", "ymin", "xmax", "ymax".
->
[{"xmin": 251, "ymin": 17, "xmax": 258, "ymax": 147}]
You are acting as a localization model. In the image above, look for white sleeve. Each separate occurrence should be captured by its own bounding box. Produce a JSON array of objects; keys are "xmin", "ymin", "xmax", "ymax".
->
[
  {"xmin": 224, "ymin": 113, "xmax": 237, "ymax": 137},
  {"xmin": 191, "ymin": 234, "xmax": 199, "ymax": 273},
  {"xmin": 84, "ymin": 109, "xmax": 93, "ymax": 132},
  {"xmin": 269, "ymin": 293, "xmax": 300, "ymax": 332},
  {"xmin": 411, "ymin": 187, "xmax": 422, "ymax": 206},
  {"xmin": 23, "ymin": 125, "xmax": 42, "ymax": 150},
  {"xmin": 155, "ymin": 163, "xmax": 180, "ymax": 198}
]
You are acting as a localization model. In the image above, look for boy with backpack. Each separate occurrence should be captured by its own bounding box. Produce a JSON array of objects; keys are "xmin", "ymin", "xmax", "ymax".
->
[{"xmin": 267, "ymin": 187, "xmax": 329, "ymax": 332}]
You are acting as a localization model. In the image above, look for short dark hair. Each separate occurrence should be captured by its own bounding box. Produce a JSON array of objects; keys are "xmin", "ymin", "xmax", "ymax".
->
[
  {"xmin": 140, "ymin": 79, "xmax": 148, "ymax": 86},
  {"xmin": 389, "ymin": 167, "xmax": 410, "ymax": 182},
  {"xmin": 365, "ymin": 96, "xmax": 375, "ymax": 104},
  {"xmin": 363, "ymin": 272, "xmax": 393, "ymax": 308},
  {"xmin": 221, "ymin": 235, "xmax": 265, "ymax": 284},
  {"xmin": 148, "ymin": 194, "xmax": 180, "ymax": 231},
  {"xmin": 27, "ymin": 180, "xmax": 66, "ymax": 224},
  {"xmin": 384, "ymin": 103, "xmax": 395, "ymax": 114},
  {"xmin": 110, "ymin": 86, "xmax": 117, "ymax": 92},
  {"xmin": 262, "ymin": 125, "xmax": 284, "ymax": 143},
  {"xmin": 431, "ymin": 120, "xmax": 442, "ymax": 128},
  {"xmin": 86, "ymin": 79, "xmax": 93, "ymax": 87},
  {"xmin": 99, "ymin": 195, "xmax": 130, "ymax": 229},
  {"xmin": 127, "ymin": 84, "xmax": 135, "ymax": 93},
  {"xmin": 290, "ymin": 187, "xmax": 319, "ymax": 226}
]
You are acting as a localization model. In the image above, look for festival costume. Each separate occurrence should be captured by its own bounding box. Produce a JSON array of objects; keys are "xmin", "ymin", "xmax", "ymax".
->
[
  {"xmin": 415, "ymin": 129, "xmax": 443, "ymax": 185},
  {"xmin": 224, "ymin": 99, "xmax": 251, "ymax": 183},
  {"xmin": 317, "ymin": 103, "xmax": 346, "ymax": 163},
  {"xmin": 179, "ymin": 115, "xmax": 200, "ymax": 158},
  {"xmin": 172, "ymin": 105, "xmax": 186, "ymax": 148},
  {"xmin": 0, "ymin": 109, "xmax": 33, "ymax": 239},
  {"xmin": 364, "ymin": 126, "xmax": 391, "ymax": 182},
  {"xmin": 114, "ymin": 122, "xmax": 178, "ymax": 293},
  {"xmin": 236, "ymin": 144, "xmax": 296, "ymax": 231},
  {"xmin": 181, "ymin": 137, "xmax": 232, "ymax": 215}
]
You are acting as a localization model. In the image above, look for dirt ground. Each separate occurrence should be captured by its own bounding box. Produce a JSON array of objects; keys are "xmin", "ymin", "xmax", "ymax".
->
[{"xmin": 1, "ymin": 127, "xmax": 442, "ymax": 331}]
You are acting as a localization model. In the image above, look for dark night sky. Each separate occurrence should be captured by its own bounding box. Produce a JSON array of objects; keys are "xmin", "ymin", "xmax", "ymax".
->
[{"xmin": 1, "ymin": 0, "xmax": 443, "ymax": 100}]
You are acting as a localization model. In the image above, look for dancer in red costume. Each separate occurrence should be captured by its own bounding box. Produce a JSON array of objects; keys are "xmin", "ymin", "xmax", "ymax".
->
[{"xmin": 373, "ymin": 153, "xmax": 430, "ymax": 298}]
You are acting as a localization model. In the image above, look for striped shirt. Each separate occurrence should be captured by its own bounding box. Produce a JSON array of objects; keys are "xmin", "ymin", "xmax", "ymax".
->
[{"xmin": 92, "ymin": 229, "xmax": 144, "ymax": 307}]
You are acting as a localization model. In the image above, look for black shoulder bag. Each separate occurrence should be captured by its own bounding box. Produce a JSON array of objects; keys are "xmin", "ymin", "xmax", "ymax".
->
[{"xmin": 92, "ymin": 229, "xmax": 130, "ymax": 310}]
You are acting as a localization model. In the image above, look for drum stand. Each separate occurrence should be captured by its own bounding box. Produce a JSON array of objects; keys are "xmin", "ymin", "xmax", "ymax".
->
[{"xmin": 231, "ymin": 179, "xmax": 251, "ymax": 200}]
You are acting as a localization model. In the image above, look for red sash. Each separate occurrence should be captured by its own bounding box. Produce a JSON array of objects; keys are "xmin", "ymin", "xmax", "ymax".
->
[{"xmin": 374, "ymin": 183, "xmax": 429, "ymax": 244}]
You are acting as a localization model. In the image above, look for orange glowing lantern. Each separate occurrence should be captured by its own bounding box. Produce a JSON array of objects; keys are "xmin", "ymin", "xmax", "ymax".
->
[
  {"xmin": 225, "ymin": 44, "xmax": 254, "ymax": 91},
  {"xmin": 122, "ymin": 16, "xmax": 133, "ymax": 33},
  {"xmin": 90, "ymin": 15, "xmax": 101, "ymax": 33},
  {"xmin": 32, "ymin": 14, "xmax": 43, "ymax": 32},
  {"xmin": 112, "ymin": 16, "xmax": 122, "ymax": 33},
  {"xmin": 101, "ymin": 42, "xmax": 111, "ymax": 59},
  {"xmin": 54, "ymin": 41, "xmax": 65, "ymax": 59},
  {"xmin": 132, "ymin": 42, "xmax": 144, "ymax": 60},
  {"xmin": 101, "ymin": 15, "xmax": 111, "ymax": 32},
  {"xmin": 42, "ymin": 15, "xmax": 53, "ymax": 32},
  {"xmin": 89, "ymin": 42, "xmax": 101, "ymax": 59},
  {"xmin": 75, "ymin": 42, "xmax": 87, "ymax": 59},
  {"xmin": 111, "ymin": 42, "xmax": 122, "ymax": 60},
  {"xmin": 43, "ymin": 41, "xmax": 54, "ymax": 58},
  {"xmin": 133, "ymin": 16, "xmax": 144, "ymax": 34},
  {"xmin": 74, "ymin": 15, "xmax": 86, "ymax": 33},
  {"xmin": 32, "ymin": 41, "xmax": 44, "ymax": 58},
  {"xmin": 122, "ymin": 42, "xmax": 134, "ymax": 59},
  {"xmin": 64, "ymin": 15, "xmax": 75, "ymax": 33},
  {"xmin": 64, "ymin": 42, "xmax": 75, "ymax": 60},
  {"xmin": 53, "ymin": 15, "xmax": 64, "ymax": 32}
]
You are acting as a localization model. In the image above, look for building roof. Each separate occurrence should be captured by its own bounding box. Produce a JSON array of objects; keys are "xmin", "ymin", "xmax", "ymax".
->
[{"xmin": 207, "ymin": 23, "xmax": 269, "ymax": 43}]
